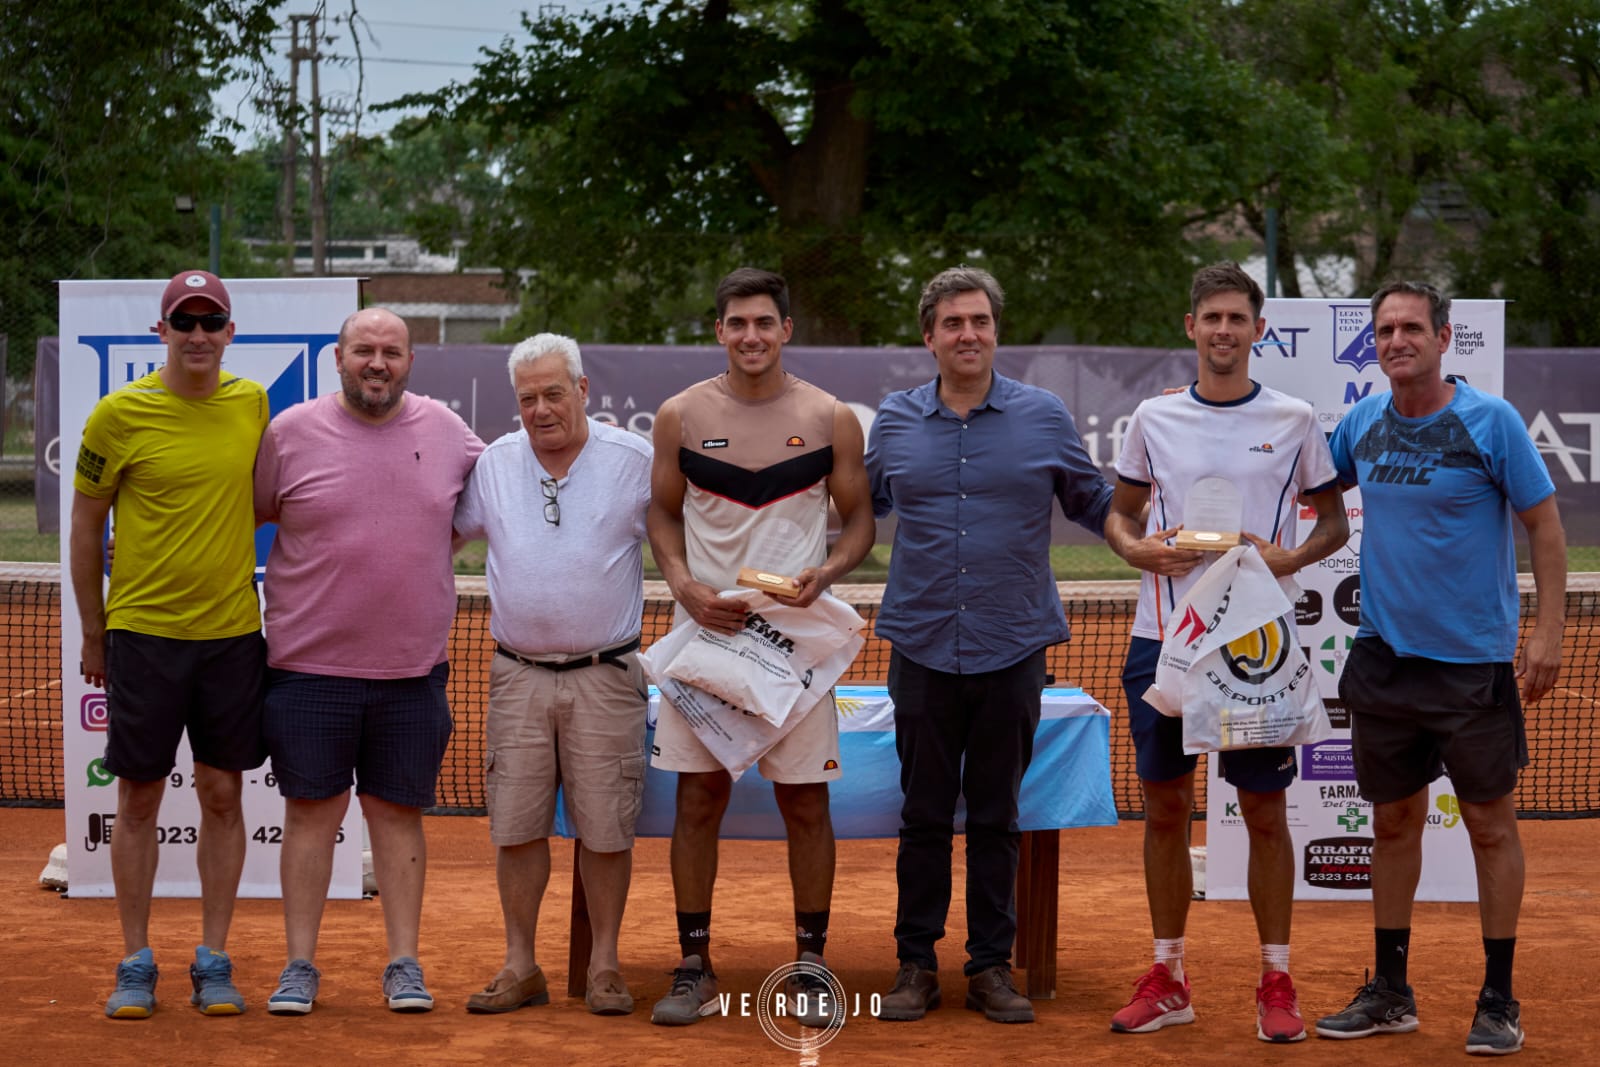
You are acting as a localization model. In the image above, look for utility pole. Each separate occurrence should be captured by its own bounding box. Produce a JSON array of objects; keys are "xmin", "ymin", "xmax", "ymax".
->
[
  {"xmin": 279, "ymin": 15, "xmax": 304, "ymax": 277},
  {"xmin": 308, "ymin": 12, "xmax": 328, "ymax": 276}
]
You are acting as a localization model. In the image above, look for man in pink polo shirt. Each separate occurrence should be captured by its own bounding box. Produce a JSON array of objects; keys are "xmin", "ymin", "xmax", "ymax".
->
[{"xmin": 252, "ymin": 307, "xmax": 483, "ymax": 1016}]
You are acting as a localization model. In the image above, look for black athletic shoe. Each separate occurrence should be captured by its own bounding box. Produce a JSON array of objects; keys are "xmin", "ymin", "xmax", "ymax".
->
[
  {"xmin": 1465, "ymin": 988, "xmax": 1524, "ymax": 1056},
  {"xmin": 1315, "ymin": 971, "xmax": 1418, "ymax": 1039}
]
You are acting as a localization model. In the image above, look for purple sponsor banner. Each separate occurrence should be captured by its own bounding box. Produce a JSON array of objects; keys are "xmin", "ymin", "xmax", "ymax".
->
[
  {"xmin": 33, "ymin": 342, "xmax": 1600, "ymax": 543},
  {"xmin": 1505, "ymin": 349, "xmax": 1600, "ymax": 542},
  {"xmin": 1301, "ymin": 738, "xmax": 1356, "ymax": 781},
  {"xmin": 407, "ymin": 343, "xmax": 1194, "ymax": 544}
]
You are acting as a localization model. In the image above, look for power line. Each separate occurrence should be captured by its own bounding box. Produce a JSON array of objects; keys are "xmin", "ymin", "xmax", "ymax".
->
[
  {"xmin": 355, "ymin": 18, "xmax": 526, "ymax": 34},
  {"xmin": 325, "ymin": 54, "xmax": 478, "ymax": 68}
]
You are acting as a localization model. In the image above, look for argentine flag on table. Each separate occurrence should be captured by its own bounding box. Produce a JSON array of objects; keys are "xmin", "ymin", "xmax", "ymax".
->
[{"xmin": 554, "ymin": 686, "xmax": 1118, "ymax": 839}]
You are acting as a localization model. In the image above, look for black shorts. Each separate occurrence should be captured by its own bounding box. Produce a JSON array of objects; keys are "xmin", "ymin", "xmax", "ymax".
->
[
  {"xmin": 102, "ymin": 630, "xmax": 267, "ymax": 781},
  {"xmin": 1338, "ymin": 635, "xmax": 1527, "ymax": 805}
]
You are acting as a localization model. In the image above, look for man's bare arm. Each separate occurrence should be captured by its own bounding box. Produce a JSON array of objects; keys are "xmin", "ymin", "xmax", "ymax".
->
[
  {"xmin": 645, "ymin": 397, "xmax": 748, "ymax": 634},
  {"xmin": 1516, "ymin": 494, "xmax": 1567, "ymax": 703},
  {"xmin": 1244, "ymin": 485, "xmax": 1349, "ymax": 577},
  {"xmin": 792, "ymin": 405, "xmax": 875, "ymax": 607},
  {"xmin": 1103, "ymin": 479, "xmax": 1203, "ymax": 577},
  {"xmin": 69, "ymin": 490, "xmax": 115, "ymax": 687}
]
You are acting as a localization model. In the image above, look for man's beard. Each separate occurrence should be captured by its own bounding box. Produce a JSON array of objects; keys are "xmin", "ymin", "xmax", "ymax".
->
[{"xmin": 341, "ymin": 369, "xmax": 406, "ymax": 416}]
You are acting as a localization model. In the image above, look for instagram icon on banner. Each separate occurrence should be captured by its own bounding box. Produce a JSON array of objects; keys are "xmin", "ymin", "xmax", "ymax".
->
[{"xmin": 81, "ymin": 693, "xmax": 109, "ymax": 731}]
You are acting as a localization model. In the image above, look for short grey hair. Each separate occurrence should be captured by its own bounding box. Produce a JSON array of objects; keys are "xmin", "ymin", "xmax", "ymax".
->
[
  {"xmin": 1370, "ymin": 280, "xmax": 1451, "ymax": 333},
  {"xmin": 918, "ymin": 265, "xmax": 1004, "ymax": 338},
  {"xmin": 507, "ymin": 332, "xmax": 583, "ymax": 386}
]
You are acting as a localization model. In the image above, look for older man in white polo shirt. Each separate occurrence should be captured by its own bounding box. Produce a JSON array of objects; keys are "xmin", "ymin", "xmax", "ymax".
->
[{"xmin": 453, "ymin": 333, "xmax": 653, "ymax": 1016}]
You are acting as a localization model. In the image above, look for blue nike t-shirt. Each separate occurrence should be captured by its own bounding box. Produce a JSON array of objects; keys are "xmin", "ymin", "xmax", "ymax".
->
[{"xmin": 1329, "ymin": 379, "xmax": 1554, "ymax": 663}]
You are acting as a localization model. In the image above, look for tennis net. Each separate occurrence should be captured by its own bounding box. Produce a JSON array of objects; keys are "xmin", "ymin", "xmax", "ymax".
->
[{"xmin": 4, "ymin": 565, "xmax": 1597, "ymax": 817}]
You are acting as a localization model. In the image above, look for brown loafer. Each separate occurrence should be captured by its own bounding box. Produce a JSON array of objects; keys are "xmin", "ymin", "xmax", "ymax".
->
[
  {"xmin": 466, "ymin": 966, "xmax": 550, "ymax": 1014},
  {"xmin": 586, "ymin": 969, "xmax": 635, "ymax": 1016}
]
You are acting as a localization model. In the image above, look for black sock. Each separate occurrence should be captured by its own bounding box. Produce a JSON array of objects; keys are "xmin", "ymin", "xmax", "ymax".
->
[
  {"xmin": 1483, "ymin": 937, "xmax": 1516, "ymax": 1000},
  {"xmin": 795, "ymin": 909, "xmax": 830, "ymax": 958},
  {"xmin": 1375, "ymin": 927, "xmax": 1411, "ymax": 989},
  {"xmin": 677, "ymin": 910, "xmax": 712, "ymax": 970}
]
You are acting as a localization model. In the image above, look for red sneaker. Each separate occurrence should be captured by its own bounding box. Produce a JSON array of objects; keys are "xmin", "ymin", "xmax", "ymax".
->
[
  {"xmin": 1257, "ymin": 970, "xmax": 1307, "ymax": 1043},
  {"xmin": 1110, "ymin": 962, "xmax": 1195, "ymax": 1033}
]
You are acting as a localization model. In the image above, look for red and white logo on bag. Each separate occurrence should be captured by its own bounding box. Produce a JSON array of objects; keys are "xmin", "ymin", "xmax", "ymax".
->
[{"xmin": 1174, "ymin": 604, "xmax": 1208, "ymax": 647}]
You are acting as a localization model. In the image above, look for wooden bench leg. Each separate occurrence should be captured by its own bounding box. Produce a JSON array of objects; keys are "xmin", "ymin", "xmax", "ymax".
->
[
  {"xmin": 567, "ymin": 839, "xmax": 592, "ymax": 998},
  {"xmin": 1014, "ymin": 828, "xmax": 1059, "ymax": 999}
]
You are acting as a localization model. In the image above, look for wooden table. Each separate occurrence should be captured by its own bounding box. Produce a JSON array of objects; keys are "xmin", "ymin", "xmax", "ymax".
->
[{"xmin": 566, "ymin": 828, "xmax": 1062, "ymax": 999}]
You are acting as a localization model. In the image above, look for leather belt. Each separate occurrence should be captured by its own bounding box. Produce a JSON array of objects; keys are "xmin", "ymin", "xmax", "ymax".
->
[{"xmin": 494, "ymin": 635, "xmax": 641, "ymax": 673}]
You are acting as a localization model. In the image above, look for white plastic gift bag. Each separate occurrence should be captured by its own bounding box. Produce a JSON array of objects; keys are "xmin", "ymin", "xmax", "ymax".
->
[
  {"xmin": 662, "ymin": 589, "xmax": 865, "ymax": 727},
  {"xmin": 1142, "ymin": 543, "xmax": 1330, "ymax": 754},
  {"xmin": 643, "ymin": 609, "xmax": 863, "ymax": 780}
]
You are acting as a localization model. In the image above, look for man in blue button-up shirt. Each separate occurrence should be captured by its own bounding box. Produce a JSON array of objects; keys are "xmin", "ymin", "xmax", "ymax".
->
[{"xmin": 866, "ymin": 265, "xmax": 1114, "ymax": 1024}]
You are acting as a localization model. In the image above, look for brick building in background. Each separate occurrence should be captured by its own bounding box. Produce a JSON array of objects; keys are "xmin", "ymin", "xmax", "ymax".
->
[{"xmin": 252, "ymin": 236, "xmax": 518, "ymax": 343}]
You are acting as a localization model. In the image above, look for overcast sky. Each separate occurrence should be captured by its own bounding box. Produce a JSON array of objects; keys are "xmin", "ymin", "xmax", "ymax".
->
[{"xmin": 217, "ymin": 0, "xmax": 621, "ymax": 144}]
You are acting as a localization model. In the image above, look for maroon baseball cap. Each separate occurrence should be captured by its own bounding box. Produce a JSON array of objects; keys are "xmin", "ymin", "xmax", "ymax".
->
[{"xmin": 160, "ymin": 270, "xmax": 231, "ymax": 319}]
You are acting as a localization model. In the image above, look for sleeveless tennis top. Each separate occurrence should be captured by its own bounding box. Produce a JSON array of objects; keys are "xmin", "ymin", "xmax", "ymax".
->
[{"xmin": 672, "ymin": 371, "xmax": 836, "ymax": 591}]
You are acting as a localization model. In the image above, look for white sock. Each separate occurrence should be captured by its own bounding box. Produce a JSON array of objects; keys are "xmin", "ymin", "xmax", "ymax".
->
[
  {"xmin": 1154, "ymin": 937, "xmax": 1185, "ymax": 978},
  {"xmin": 1261, "ymin": 943, "xmax": 1290, "ymax": 975}
]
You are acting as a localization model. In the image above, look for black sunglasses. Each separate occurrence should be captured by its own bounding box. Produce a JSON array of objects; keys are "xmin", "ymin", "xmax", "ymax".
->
[{"xmin": 167, "ymin": 311, "xmax": 230, "ymax": 333}]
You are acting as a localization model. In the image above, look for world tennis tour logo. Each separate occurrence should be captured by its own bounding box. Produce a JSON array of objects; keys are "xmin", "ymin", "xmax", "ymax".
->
[
  {"xmin": 80, "ymin": 693, "xmax": 109, "ymax": 731},
  {"xmin": 724, "ymin": 960, "xmax": 878, "ymax": 1051}
]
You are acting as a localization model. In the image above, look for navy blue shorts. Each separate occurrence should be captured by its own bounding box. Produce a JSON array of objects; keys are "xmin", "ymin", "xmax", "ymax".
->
[
  {"xmin": 1339, "ymin": 636, "xmax": 1526, "ymax": 805},
  {"xmin": 103, "ymin": 629, "xmax": 266, "ymax": 781},
  {"xmin": 1122, "ymin": 637, "xmax": 1297, "ymax": 793},
  {"xmin": 264, "ymin": 662, "xmax": 453, "ymax": 808}
]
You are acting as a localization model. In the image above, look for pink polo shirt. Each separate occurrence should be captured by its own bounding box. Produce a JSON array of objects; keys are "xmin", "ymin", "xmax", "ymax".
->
[{"xmin": 254, "ymin": 392, "xmax": 484, "ymax": 678}]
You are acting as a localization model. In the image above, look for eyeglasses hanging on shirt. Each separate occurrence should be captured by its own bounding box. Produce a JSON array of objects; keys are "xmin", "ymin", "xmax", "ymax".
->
[{"xmin": 541, "ymin": 476, "xmax": 560, "ymax": 526}]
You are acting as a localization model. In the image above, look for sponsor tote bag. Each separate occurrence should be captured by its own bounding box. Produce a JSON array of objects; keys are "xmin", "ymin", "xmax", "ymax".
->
[{"xmin": 1142, "ymin": 544, "xmax": 1330, "ymax": 754}]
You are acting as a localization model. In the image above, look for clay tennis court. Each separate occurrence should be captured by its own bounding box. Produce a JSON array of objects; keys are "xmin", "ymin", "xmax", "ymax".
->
[
  {"xmin": 3, "ymin": 576, "xmax": 1598, "ymax": 1062},
  {"xmin": 3, "ymin": 810, "xmax": 1598, "ymax": 1064}
]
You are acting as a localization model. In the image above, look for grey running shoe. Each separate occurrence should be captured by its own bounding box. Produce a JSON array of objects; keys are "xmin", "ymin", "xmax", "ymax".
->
[
  {"xmin": 1466, "ymin": 989, "xmax": 1524, "ymax": 1056},
  {"xmin": 383, "ymin": 956, "xmax": 435, "ymax": 1012},
  {"xmin": 105, "ymin": 948, "xmax": 159, "ymax": 1019},
  {"xmin": 650, "ymin": 954, "xmax": 721, "ymax": 1026},
  {"xmin": 268, "ymin": 958, "xmax": 321, "ymax": 1016},
  {"xmin": 783, "ymin": 952, "xmax": 841, "ymax": 1028},
  {"xmin": 189, "ymin": 945, "xmax": 245, "ymax": 1015},
  {"xmin": 1315, "ymin": 971, "xmax": 1418, "ymax": 1039}
]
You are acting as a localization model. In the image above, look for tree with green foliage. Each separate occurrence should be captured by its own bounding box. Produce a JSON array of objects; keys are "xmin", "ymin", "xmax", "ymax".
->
[
  {"xmin": 228, "ymin": 117, "xmax": 506, "ymax": 261},
  {"xmin": 1207, "ymin": 0, "xmax": 1600, "ymax": 343},
  {"xmin": 412, "ymin": 0, "xmax": 1329, "ymax": 345},
  {"xmin": 1452, "ymin": 0, "xmax": 1600, "ymax": 345},
  {"xmin": 0, "ymin": 0, "xmax": 282, "ymax": 376}
]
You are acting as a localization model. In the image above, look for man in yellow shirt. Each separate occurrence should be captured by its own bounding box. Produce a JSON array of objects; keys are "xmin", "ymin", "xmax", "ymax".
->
[{"xmin": 70, "ymin": 270, "xmax": 269, "ymax": 1020}]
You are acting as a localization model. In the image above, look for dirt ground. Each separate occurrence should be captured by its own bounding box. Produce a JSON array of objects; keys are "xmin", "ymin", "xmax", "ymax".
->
[{"xmin": 1, "ymin": 808, "xmax": 1596, "ymax": 1065}]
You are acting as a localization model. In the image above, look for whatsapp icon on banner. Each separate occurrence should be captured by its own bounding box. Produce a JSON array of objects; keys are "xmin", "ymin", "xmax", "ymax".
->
[{"xmin": 86, "ymin": 757, "xmax": 114, "ymax": 788}]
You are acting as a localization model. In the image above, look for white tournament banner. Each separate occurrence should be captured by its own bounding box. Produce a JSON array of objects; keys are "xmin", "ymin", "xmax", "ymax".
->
[
  {"xmin": 1204, "ymin": 297, "xmax": 1504, "ymax": 902},
  {"xmin": 59, "ymin": 278, "xmax": 364, "ymax": 899}
]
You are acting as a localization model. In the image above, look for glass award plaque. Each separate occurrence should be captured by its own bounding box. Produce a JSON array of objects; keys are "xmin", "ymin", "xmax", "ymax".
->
[{"xmin": 1174, "ymin": 476, "xmax": 1243, "ymax": 551}]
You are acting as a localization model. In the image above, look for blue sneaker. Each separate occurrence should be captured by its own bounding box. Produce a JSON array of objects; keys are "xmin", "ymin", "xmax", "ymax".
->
[
  {"xmin": 189, "ymin": 945, "xmax": 245, "ymax": 1015},
  {"xmin": 383, "ymin": 957, "xmax": 434, "ymax": 1012},
  {"xmin": 105, "ymin": 948, "xmax": 159, "ymax": 1019},
  {"xmin": 268, "ymin": 959, "xmax": 321, "ymax": 1016}
]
